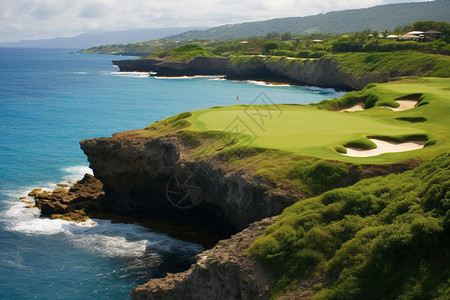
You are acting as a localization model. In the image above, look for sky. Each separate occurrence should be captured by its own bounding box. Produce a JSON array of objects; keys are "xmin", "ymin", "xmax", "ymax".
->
[{"xmin": 0, "ymin": 0, "xmax": 431, "ymax": 43}]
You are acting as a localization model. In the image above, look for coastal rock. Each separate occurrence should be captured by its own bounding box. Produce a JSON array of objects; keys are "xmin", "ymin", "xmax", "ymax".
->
[
  {"xmin": 113, "ymin": 56, "xmax": 230, "ymax": 76},
  {"xmin": 80, "ymin": 132, "xmax": 304, "ymax": 231},
  {"xmin": 113, "ymin": 56, "xmax": 411, "ymax": 90},
  {"xmin": 131, "ymin": 217, "xmax": 277, "ymax": 300},
  {"xmin": 31, "ymin": 173, "xmax": 104, "ymax": 219}
]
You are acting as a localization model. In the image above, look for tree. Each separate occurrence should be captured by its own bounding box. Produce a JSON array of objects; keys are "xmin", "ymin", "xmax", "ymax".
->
[
  {"xmin": 262, "ymin": 41, "xmax": 279, "ymax": 54},
  {"xmin": 281, "ymin": 32, "xmax": 293, "ymax": 41},
  {"xmin": 266, "ymin": 32, "xmax": 280, "ymax": 40}
]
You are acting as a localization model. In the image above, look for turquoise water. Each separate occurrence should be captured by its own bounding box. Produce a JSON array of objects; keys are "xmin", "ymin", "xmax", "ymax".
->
[{"xmin": 0, "ymin": 48, "xmax": 344, "ymax": 299}]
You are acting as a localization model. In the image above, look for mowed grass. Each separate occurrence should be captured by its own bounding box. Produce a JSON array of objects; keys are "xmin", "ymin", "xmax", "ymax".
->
[{"xmin": 177, "ymin": 77, "xmax": 449, "ymax": 164}]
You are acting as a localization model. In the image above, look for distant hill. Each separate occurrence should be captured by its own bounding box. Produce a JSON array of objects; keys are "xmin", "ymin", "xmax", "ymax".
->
[
  {"xmin": 165, "ymin": 1, "xmax": 450, "ymax": 41},
  {"xmin": 0, "ymin": 27, "xmax": 206, "ymax": 48}
]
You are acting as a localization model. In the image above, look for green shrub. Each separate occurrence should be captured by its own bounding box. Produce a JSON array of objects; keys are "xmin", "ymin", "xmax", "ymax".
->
[
  {"xmin": 295, "ymin": 50, "xmax": 312, "ymax": 58},
  {"xmin": 262, "ymin": 41, "xmax": 279, "ymax": 54},
  {"xmin": 273, "ymin": 50, "xmax": 296, "ymax": 57},
  {"xmin": 143, "ymin": 44, "xmax": 215, "ymax": 62},
  {"xmin": 308, "ymin": 51, "xmax": 327, "ymax": 59},
  {"xmin": 290, "ymin": 160, "xmax": 349, "ymax": 194}
]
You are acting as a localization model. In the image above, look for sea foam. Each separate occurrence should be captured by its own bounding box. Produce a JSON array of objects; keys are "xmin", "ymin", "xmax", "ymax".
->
[{"xmin": 0, "ymin": 165, "xmax": 202, "ymax": 262}]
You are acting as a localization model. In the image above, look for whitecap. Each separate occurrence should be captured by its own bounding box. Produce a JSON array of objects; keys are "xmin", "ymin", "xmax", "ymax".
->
[
  {"xmin": 155, "ymin": 76, "xmax": 192, "ymax": 79},
  {"xmin": 1, "ymin": 165, "xmax": 203, "ymax": 262},
  {"xmin": 105, "ymin": 71, "xmax": 150, "ymax": 78},
  {"xmin": 61, "ymin": 165, "xmax": 92, "ymax": 183},
  {"xmin": 246, "ymin": 80, "xmax": 291, "ymax": 87},
  {"xmin": 307, "ymin": 86, "xmax": 346, "ymax": 96}
]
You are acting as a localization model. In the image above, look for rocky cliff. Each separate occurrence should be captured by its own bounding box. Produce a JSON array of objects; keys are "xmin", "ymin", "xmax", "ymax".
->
[
  {"xmin": 132, "ymin": 217, "xmax": 277, "ymax": 300},
  {"xmin": 80, "ymin": 130, "xmax": 303, "ymax": 232},
  {"xmin": 113, "ymin": 56, "xmax": 230, "ymax": 76},
  {"xmin": 79, "ymin": 127, "xmax": 420, "ymax": 299},
  {"xmin": 113, "ymin": 56, "xmax": 404, "ymax": 90}
]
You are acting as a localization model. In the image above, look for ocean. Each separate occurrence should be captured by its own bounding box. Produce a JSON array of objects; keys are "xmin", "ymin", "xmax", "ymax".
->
[{"xmin": 0, "ymin": 48, "xmax": 344, "ymax": 299}]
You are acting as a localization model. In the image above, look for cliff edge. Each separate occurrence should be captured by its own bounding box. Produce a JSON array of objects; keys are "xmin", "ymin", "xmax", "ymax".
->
[
  {"xmin": 79, "ymin": 127, "xmax": 420, "ymax": 299},
  {"xmin": 112, "ymin": 54, "xmax": 436, "ymax": 90},
  {"xmin": 80, "ymin": 131, "xmax": 304, "ymax": 232}
]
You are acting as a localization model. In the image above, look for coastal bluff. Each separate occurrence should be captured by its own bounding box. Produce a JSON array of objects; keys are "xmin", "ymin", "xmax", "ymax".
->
[
  {"xmin": 78, "ymin": 129, "xmax": 420, "ymax": 299},
  {"xmin": 113, "ymin": 55, "xmax": 418, "ymax": 90},
  {"xmin": 79, "ymin": 131, "xmax": 303, "ymax": 232}
]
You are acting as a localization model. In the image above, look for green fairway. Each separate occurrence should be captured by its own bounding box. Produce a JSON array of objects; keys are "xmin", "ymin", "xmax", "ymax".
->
[{"xmin": 178, "ymin": 77, "xmax": 450, "ymax": 163}]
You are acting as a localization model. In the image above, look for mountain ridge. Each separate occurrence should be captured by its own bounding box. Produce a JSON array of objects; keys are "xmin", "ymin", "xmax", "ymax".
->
[
  {"xmin": 0, "ymin": 27, "xmax": 206, "ymax": 48},
  {"xmin": 164, "ymin": 1, "xmax": 450, "ymax": 41}
]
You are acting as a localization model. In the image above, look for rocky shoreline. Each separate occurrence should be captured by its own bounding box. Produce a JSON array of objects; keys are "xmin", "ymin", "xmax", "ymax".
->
[
  {"xmin": 25, "ymin": 125, "xmax": 421, "ymax": 299},
  {"xmin": 29, "ymin": 173, "xmax": 104, "ymax": 222},
  {"xmin": 113, "ymin": 55, "xmax": 420, "ymax": 90}
]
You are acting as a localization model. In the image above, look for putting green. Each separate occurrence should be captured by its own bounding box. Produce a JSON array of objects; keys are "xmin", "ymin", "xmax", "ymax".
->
[{"xmin": 189, "ymin": 106, "xmax": 425, "ymax": 157}]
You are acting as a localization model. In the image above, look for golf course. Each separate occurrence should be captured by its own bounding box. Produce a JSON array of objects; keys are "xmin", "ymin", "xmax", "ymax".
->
[
  {"xmin": 125, "ymin": 76, "xmax": 450, "ymax": 300},
  {"xmin": 146, "ymin": 77, "xmax": 450, "ymax": 164}
]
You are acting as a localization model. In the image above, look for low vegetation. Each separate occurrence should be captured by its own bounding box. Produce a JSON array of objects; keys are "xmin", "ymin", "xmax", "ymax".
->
[
  {"xmin": 141, "ymin": 44, "xmax": 215, "ymax": 62},
  {"xmin": 333, "ymin": 51, "xmax": 450, "ymax": 78},
  {"xmin": 246, "ymin": 152, "xmax": 450, "ymax": 299}
]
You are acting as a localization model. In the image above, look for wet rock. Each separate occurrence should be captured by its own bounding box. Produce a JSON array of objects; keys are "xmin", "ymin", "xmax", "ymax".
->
[{"xmin": 30, "ymin": 174, "xmax": 104, "ymax": 221}]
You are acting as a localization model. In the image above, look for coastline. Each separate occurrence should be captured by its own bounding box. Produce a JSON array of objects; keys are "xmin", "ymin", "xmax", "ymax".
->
[{"xmin": 17, "ymin": 47, "xmax": 450, "ymax": 298}]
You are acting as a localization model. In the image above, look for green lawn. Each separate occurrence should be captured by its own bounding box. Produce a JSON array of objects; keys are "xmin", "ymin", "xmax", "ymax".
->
[{"xmin": 176, "ymin": 77, "xmax": 450, "ymax": 164}]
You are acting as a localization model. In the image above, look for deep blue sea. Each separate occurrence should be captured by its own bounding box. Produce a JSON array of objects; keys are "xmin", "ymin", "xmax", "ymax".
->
[{"xmin": 0, "ymin": 48, "xmax": 344, "ymax": 299}]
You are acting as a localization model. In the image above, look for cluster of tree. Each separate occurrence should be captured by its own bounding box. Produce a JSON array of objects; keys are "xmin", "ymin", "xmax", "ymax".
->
[
  {"xmin": 82, "ymin": 21, "xmax": 450, "ymax": 58},
  {"xmin": 143, "ymin": 44, "xmax": 215, "ymax": 62},
  {"xmin": 198, "ymin": 21, "xmax": 449, "ymax": 57},
  {"xmin": 331, "ymin": 21, "xmax": 450, "ymax": 54}
]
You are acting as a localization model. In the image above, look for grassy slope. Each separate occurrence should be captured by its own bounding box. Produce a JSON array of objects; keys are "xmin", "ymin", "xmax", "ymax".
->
[
  {"xmin": 229, "ymin": 51, "xmax": 450, "ymax": 79},
  {"xmin": 334, "ymin": 51, "xmax": 450, "ymax": 78},
  {"xmin": 247, "ymin": 152, "xmax": 450, "ymax": 299},
  {"xmin": 141, "ymin": 44, "xmax": 215, "ymax": 62}
]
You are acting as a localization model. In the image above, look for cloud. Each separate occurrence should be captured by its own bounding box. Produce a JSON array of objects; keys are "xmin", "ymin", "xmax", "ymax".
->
[
  {"xmin": 78, "ymin": 1, "xmax": 112, "ymax": 18},
  {"xmin": 30, "ymin": 0, "xmax": 72, "ymax": 20},
  {"xmin": 0, "ymin": 0, "xmax": 428, "ymax": 43}
]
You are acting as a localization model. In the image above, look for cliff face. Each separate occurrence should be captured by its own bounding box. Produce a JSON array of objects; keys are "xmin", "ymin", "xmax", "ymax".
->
[
  {"xmin": 132, "ymin": 217, "xmax": 277, "ymax": 300},
  {"xmin": 80, "ymin": 131, "xmax": 303, "ymax": 232},
  {"xmin": 80, "ymin": 129, "xmax": 420, "ymax": 299},
  {"xmin": 113, "ymin": 56, "xmax": 396, "ymax": 90},
  {"xmin": 113, "ymin": 57, "xmax": 230, "ymax": 76}
]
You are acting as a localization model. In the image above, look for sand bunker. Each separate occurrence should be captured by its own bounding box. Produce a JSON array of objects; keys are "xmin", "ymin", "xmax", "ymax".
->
[
  {"xmin": 380, "ymin": 100, "xmax": 418, "ymax": 111},
  {"xmin": 339, "ymin": 102, "xmax": 365, "ymax": 112},
  {"xmin": 344, "ymin": 138, "xmax": 426, "ymax": 157},
  {"xmin": 340, "ymin": 99, "xmax": 419, "ymax": 112}
]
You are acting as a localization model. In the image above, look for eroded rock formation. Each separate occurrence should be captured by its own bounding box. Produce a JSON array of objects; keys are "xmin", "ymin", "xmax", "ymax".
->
[
  {"xmin": 113, "ymin": 56, "xmax": 415, "ymax": 90},
  {"xmin": 131, "ymin": 217, "xmax": 277, "ymax": 300},
  {"xmin": 79, "ymin": 131, "xmax": 303, "ymax": 232},
  {"xmin": 30, "ymin": 173, "xmax": 104, "ymax": 221}
]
